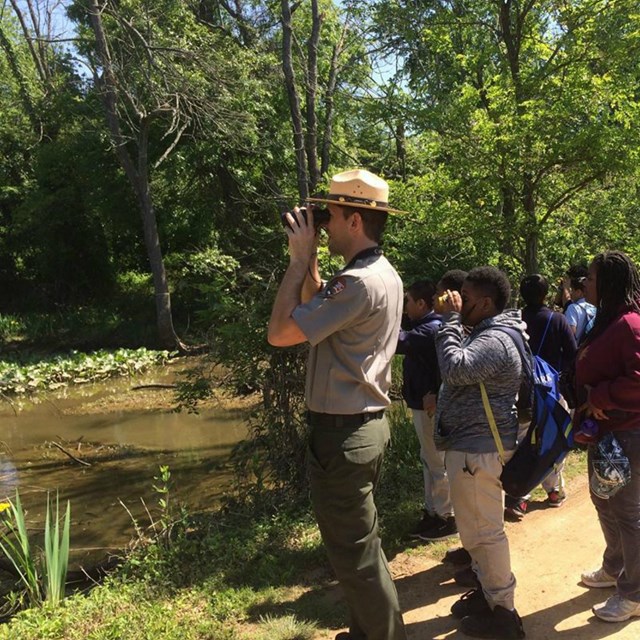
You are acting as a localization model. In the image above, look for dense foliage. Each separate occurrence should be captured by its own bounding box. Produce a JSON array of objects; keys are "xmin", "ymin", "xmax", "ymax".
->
[{"xmin": 1, "ymin": 1, "xmax": 636, "ymax": 333}]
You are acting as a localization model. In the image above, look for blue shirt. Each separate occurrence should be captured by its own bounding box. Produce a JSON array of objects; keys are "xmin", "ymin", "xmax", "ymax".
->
[{"xmin": 565, "ymin": 298, "xmax": 597, "ymax": 343}]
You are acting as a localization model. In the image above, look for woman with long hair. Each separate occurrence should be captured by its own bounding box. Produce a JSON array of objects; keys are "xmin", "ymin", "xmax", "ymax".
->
[{"xmin": 575, "ymin": 250, "xmax": 640, "ymax": 623}]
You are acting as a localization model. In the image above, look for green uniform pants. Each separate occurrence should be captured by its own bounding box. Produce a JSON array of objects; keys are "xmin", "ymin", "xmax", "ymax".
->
[{"xmin": 308, "ymin": 415, "xmax": 406, "ymax": 640}]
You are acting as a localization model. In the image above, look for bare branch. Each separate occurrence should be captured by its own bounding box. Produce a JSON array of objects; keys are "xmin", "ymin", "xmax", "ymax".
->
[
  {"xmin": 154, "ymin": 121, "xmax": 188, "ymax": 170},
  {"xmin": 8, "ymin": 0, "xmax": 48, "ymax": 83},
  {"xmin": 0, "ymin": 18, "xmax": 42, "ymax": 136}
]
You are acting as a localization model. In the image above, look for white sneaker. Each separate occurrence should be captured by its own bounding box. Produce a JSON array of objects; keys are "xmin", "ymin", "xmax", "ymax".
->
[
  {"xmin": 581, "ymin": 567, "xmax": 617, "ymax": 588},
  {"xmin": 593, "ymin": 594, "xmax": 640, "ymax": 622}
]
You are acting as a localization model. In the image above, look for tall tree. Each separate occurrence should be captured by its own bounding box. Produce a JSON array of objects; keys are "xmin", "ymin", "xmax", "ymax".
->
[
  {"xmin": 279, "ymin": 1, "xmax": 365, "ymax": 199},
  {"xmin": 76, "ymin": 0, "xmax": 256, "ymax": 348},
  {"xmin": 371, "ymin": 0, "xmax": 640, "ymax": 273}
]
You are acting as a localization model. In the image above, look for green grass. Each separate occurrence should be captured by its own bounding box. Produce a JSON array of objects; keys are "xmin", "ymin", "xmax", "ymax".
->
[
  {"xmin": 0, "ymin": 582, "xmax": 235, "ymax": 640},
  {"xmin": 0, "ymin": 508, "xmax": 332, "ymax": 639},
  {"xmin": 256, "ymin": 614, "xmax": 318, "ymax": 640}
]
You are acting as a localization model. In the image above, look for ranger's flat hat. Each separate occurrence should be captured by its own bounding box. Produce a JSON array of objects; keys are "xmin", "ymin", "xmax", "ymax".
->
[{"xmin": 307, "ymin": 169, "xmax": 404, "ymax": 214}]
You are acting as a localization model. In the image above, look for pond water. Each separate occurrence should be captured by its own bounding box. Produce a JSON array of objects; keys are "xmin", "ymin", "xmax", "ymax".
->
[{"xmin": 0, "ymin": 361, "xmax": 248, "ymax": 570}]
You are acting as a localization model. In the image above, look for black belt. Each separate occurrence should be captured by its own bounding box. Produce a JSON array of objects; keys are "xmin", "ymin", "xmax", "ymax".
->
[{"xmin": 306, "ymin": 410, "xmax": 385, "ymax": 428}]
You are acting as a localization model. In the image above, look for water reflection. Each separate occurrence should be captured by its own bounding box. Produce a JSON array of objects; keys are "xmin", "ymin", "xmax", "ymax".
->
[
  {"xmin": 0, "ymin": 365, "xmax": 248, "ymax": 569},
  {"xmin": 0, "ymin": 457, "xmax": 18, "ymax": 499}
]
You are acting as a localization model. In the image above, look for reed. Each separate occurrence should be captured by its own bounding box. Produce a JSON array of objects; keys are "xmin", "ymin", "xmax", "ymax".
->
[
  {"xmin": 43, "ymin": 492, "xmax": 71, "ymax": 605},
  {"xmin": 0, "ymin": 492, "xmax": 42, "ymax": 606},
  {"xmin": 0, "ymin": 490, "xmax": 71, "ymax": 608}
]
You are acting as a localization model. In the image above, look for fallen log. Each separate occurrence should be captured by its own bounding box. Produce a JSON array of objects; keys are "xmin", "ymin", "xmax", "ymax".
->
[{"xmin": 131, "ymin": 383, "xmax": 177, "ymax": 390}]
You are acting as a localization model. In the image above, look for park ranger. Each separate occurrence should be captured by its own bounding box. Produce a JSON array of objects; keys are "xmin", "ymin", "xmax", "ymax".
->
[{"xmin": 268, "ymin": 169, "xmax": 407, "ymax": 640}]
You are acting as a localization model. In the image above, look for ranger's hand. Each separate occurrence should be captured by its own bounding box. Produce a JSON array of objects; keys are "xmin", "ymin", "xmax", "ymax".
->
[{"xmin": 283, "ymin": 207, "xmax": 319, "ymax": 263}]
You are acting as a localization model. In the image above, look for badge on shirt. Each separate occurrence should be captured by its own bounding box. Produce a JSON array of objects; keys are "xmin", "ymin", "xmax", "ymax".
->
[{"xmin": 323, "ymin": 276, "xmax": 347, "ymax": 298}]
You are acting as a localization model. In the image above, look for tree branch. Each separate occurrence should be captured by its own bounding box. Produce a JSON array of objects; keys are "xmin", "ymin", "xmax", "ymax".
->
[{"xmin": 541, "ymin": 171, "xmax": 606, "ymax": 224}]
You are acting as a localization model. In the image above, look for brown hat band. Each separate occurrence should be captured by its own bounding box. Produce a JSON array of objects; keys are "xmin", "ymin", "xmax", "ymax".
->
[{"xmin": 326, "ymin": 194, "xmax": 389, "ymax": 209}]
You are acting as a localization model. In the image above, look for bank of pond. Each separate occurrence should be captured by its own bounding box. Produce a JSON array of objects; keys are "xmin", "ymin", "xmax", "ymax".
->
[{"xmin": 0, "ymin": 350, "xmax": 258, "ymax": 636}]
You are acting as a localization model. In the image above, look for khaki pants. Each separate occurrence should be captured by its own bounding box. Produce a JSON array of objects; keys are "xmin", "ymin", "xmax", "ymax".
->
[
  {"xmin": 412, "ymin": 410, "xmax": 452, "ymax": 517},
  {"xmin": 446, "ymin": 449, "xmax": 517, "ymax": 610},
  {"xmin": 308, "ymin": 416, "xmax": 407, "ymax": 640}
]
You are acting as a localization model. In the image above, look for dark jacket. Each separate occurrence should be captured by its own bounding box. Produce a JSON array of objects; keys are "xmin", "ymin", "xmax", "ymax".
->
[
  {"xmin": 575, "ymin": 309, "xmax": 640, "ymax": 433},
  {"xmin": 521, "ymin": 305, "xmax": 577, "ymax": 373},
  {"xmin": 396, "ymin": 311, "xmax": 442, "ymax": 410}
]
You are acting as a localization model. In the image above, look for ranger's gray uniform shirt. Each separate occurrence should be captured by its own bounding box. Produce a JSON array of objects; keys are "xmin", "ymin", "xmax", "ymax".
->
[{"xmin": 292, "ymin": 250, "xmax": 403, "ymax": 414}]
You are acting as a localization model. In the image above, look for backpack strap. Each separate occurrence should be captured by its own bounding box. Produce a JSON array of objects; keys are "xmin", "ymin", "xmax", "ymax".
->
[
  {"xmin": 480, "ymin": 382, "xmax": 506, "ymax": 465},
  {"xmin": 491, "ymin": 326, "xmax": 534, "ymax": 384},
  {"xmin": 537, "ymin": 313, "xmax": 554, "ymax": 356}
]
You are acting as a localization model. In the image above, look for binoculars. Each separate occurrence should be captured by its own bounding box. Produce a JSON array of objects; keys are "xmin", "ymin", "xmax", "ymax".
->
[{"xmin": 281, "ymin": 206, "xmax": 330, "ymax": 231}]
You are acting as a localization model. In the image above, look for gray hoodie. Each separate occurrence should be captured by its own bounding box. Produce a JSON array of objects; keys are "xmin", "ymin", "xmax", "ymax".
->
[{"xmin": 434, "ymin": 309, "xmax": 527, "ymax": 453}]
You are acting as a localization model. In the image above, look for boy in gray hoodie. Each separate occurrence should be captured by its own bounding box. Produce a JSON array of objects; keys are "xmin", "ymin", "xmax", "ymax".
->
[{"xmin": 435, "ymin": 266, "xmax": 526, "ymax": 640}]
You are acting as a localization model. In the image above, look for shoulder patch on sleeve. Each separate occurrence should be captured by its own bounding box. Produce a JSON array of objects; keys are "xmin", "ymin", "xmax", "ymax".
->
[{"xmin": 323, "ymin": 276, "xmax": 347, "ymax": 298}]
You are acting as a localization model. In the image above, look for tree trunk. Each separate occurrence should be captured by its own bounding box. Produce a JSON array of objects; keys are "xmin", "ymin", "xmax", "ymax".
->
[
  {"xmin": 320, "ymin": 19, "xmax": 348, "ymax": 178},
  {"xmin": 138, "ymin": 121, "xmax": 185, "ymax": 349},
  {"xmin": 87, "ymin": 0, "xmax": 185, "ymax": 351},
  {"xmin": 522, "ymin": 173, "xmax": 538, "ymax": 274},
  {"xmin": 8, "ymin": 0, "xmax": 49, "ymax": 85},
  {"xmin": 524, "ymin": 231, "xmax": 538, "ymax": 276},
  {"xmin": 281, "ymin": 0, "xmax": 308, "ymax": 200},
  {"xmin": 395, "ymin": 120, "xmax": 407, "ymax": 180},
  {"xmin": 0, "ymin": 22, "xmax": 41, "ymax": 137},
  {"xmin": 305, "ymin": 0, "xmax": 322, "ymax": 193},
  {"xmin": 499, "ymin": 180, "xmax": 517, "ymax": 266},
  {"xmin": 321, "ymin": 38, "xmax": 341, "ymax": 178}
]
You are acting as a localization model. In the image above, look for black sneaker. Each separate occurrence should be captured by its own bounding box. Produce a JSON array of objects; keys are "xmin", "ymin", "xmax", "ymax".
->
[
  {"xmin": 504, "ymin": 498, "xmax": 528, "ymax": 522},
  {"xmin": 451, "ymin": 588, "xmax": 490, "ymax": 619},
  {"xmin": 460, "ymin": 605, "xmax": 525, "ymax": 639},
  {"xmin": 455, "ymin": 565, "xmax": 481, "ymax": 588},
  {"xmin": 444, "ymin": 546, "xmax": 472, "ymax": 566},
  {"xmin": 408, "ymin": 510, "xmax": 437, "ymax": 539},
  {"xmin": 418, "ymin": 515, "xmax": 458, "ymax": 541}
]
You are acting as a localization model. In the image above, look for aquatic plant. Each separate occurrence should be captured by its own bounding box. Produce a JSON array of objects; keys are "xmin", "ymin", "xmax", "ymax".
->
[
  {"xmin": 0, "ymin": 491, "xmax": 41, "ymax": 606},
  {"xmin": 0, "ymin": 348, "xmax": 171, "ymax": 395},
  {"xmin": 0, "ymin": 490, "xmax": 71, "ymax": 608},
  {"xmin": 152, "ymin": 465, "xmax": 172, "ymax": 533},
  {"xmin": 43, "ymin": 493, "xmax": 71, "ymax": 606}
]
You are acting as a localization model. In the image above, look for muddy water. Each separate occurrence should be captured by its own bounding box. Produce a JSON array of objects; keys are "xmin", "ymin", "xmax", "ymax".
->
[{"xmin": 0, "ymin": 363, "xmax": 248, "ymax": 570}]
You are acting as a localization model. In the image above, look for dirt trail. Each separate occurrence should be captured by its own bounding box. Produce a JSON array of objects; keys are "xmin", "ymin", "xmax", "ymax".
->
[
  {"xmin": 395, "ymin": 475, "xmax": 637, "ymax": 639},
  {"xmin": 329, "ymin": 476, "xmax": 637, "ymax": 639}
]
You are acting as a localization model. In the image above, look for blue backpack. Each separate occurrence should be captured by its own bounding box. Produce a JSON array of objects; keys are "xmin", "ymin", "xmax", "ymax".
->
[{"xmin": 492, "ymin": 317, "xmax": 573, "ymax": 497}]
